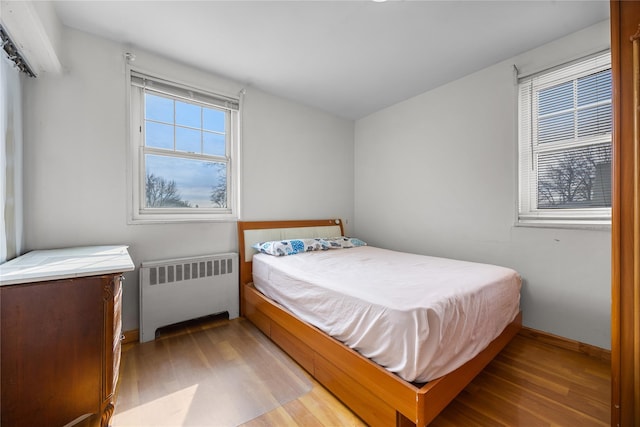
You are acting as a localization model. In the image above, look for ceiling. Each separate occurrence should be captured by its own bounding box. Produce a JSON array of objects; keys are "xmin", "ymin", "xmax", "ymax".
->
[{"xmin": 53, "ymin": 1, "xmax": 609, "ymax": 120}]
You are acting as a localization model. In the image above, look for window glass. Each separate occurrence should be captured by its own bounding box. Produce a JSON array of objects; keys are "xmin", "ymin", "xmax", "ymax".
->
[
  {"xmin": 538, "ymin": 81, "xmax": 573, "ymax": 115},
  {"xmin": 175, "ymin": 100, "xmax": 201, "ymax": 128},
  {"xmin": 175, "ymin": 127, "xmax": 200, "ymax": 153},
  {"xmin": 145, "ymin": 121, "xmax": 174, "ymax": 150},
  {"xmin": 144, "ymin": 154, "xmax": 227, "ymax": 209},
  {"xmin": 577, "ymin": 69, "xmax": 611, "ymax": 106},
  {"xmin": 203, "ymin": 132, "xmax": 226, "ymax": 157},
  {"xmin": 203, "ymin": 108, "xmax": 225, "ymax": 132},
  {"xmin": 142, "ymin": 93, "xmax": 230, "ymax": 209},
  {"xmin": 577, "ymin": 104, "xmax": 612, "ymax": 137},
  {"xmin": 538, "ymin": 111, "xmax": 574, "ymax": 143},
  {"xmin": 145, "ymin": 93, "xmax": 173, "ymax": 123},
  {"xmin": 537, "ymin": 143, "xmax": 612, "ymax": 209}
]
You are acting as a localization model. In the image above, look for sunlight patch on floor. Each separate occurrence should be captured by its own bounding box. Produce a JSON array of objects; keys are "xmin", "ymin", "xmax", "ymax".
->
[{"xmin": 112, "ymin": 384, "xmax": 199, "ymax": 427}]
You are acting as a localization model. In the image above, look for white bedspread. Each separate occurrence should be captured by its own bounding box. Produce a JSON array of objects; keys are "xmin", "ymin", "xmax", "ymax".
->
[{"xmin": 252, "ymin": 246, "xmax": 521, "ymax": 383}]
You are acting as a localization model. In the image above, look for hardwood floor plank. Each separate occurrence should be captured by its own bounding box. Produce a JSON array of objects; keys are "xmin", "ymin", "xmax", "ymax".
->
[
  {"xmin": 113, "ymin": 318, "xmax": 610, "ymax": 427},
  {"xmin": 474, "ymin": 370, "xmax": 608, "ymax": 426},
  {"xmin": 452, "ymin": 385, "xmax": 551, "ymax": 427},
  {"xmin": 296, "ymin": 382, "xmax": 365, "ymax": 426},
  {"xmin": 483, "ymin": 361, "xmax": 609, "ymax": 422},
  {"xmin": 493, "ymin": 338, "xmax": 610, "ymax": 400},
  {"xmin": 279, "ymin": 399, "xmax": 324, "ymax": 427},
  {"xmin": 430, "ymin": 398, "xmax": 506, "ymax": 427},
  {"xmin": 240, "ymin": 406, "xmax": 299, "ymax": 426}
]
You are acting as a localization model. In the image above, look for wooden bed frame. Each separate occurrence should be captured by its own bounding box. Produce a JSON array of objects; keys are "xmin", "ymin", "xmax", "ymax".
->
[{"xmin": 237, "ymin": 219, "xmax": 522, "ymax": 427}]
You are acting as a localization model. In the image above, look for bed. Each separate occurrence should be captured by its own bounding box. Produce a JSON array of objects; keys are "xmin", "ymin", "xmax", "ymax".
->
[{"xmin": 237, "ymin": 219, "xmax": 522, "ymax": 427}]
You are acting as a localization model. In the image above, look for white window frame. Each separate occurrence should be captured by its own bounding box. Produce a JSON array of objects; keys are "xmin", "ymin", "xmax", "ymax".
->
[
  {"xmin": 517, "ymin": 51, "xmax": 611, "ymax": 227},
  {"xmin": 127, "ymin": 68, "xmax": 240, "ymax": 223}
]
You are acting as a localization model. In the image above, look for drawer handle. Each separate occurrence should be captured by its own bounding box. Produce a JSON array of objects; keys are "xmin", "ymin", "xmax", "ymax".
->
[{"xmin": 121, "ymin": 334, "xmax": 126, "ymax": 341}]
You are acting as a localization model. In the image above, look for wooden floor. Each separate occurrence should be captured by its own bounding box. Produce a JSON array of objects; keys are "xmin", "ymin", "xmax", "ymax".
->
[{"xmin": 113, "ymin": 317, "xmax": 610, "ymax": 427}]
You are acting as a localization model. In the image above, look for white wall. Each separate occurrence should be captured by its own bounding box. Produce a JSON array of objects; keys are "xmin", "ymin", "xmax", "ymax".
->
[
  {"xmin": 354, "ymin": 20, "xmax": 612, "ymax": 349},
  {"xmin": 23, "ymin": 27, "xmax": 354, "ymax": 332},
  {"xmin": 241, "ymin": 89, "xmax": 354, "ymax": 221}
]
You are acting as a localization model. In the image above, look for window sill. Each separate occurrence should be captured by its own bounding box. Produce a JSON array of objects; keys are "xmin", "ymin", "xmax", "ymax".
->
[
  {"xmin": 128, "ymin": 214, "xmax": 238, "ymax": 225},
  {"xmin": 515, "ymin": 219, "xmax": 611, "ymax": 231}
]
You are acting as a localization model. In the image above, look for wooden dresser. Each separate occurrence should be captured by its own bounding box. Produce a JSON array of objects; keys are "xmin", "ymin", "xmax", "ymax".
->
[{"xmin": 0, "ymin": 246, "xmax": 134, "ymax": 427}]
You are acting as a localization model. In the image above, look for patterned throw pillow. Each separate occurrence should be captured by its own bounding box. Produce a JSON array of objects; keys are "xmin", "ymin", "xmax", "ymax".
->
[
  {"xmin": 252, "ymin": 238, "xmax": 329, "ymax": 256},
  {"xmin": 323, "ymin": 237, "xmax": 367, "ymax": 249}
]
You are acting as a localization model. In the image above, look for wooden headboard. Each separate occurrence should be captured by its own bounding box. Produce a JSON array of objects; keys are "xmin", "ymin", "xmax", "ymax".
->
[{"xmin": 236, "ymin": 219, "xmax": 344, "ymax": 302}]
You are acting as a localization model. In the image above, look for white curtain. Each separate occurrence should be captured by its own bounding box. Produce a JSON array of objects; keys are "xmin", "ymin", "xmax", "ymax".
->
[{"xmin": 0, "ymin": 54, "xmax": 24, "ymax": 263}]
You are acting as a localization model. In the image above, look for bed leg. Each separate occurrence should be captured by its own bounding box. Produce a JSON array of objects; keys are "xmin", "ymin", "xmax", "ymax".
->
[{"xmin": 396, "ymin": 412, "xmax": 417, "ymax": 427}]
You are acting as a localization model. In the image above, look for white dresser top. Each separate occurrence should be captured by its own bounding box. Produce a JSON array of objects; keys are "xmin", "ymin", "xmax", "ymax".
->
[{"xmin": 0, "ymin": 245, "xmax": 135, "ymax": 286}]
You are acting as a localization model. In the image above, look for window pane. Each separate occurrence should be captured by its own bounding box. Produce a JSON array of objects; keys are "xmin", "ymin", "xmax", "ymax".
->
[
  {"xmin": 577, "ymin": 69, "xmax": 611, "ymax": 107},
  {"xmin": 145, "ymin": 154, "xmax": 227, "ymax": 209},
  {"xmin": 538, "ymin": 81, "xmax": 573, "ymax": 115},
  {"xmin": 537, "ymin": 143, "xmax": 611, "ymax": 209},
  {"xmin": 176, "ymin": 127, "xmax": 201, "ymax": 153},
  {"xmin": 209, "ymin": 163, "xmax": 227, "ymax": 208},
  {"xmin": 145, "ymin": 122, "xmax": 174, "ymax": 149},
  {"xmin": 577, "ymin": 104, "xmax": 612, "ymax": 137},
  {"xmin": 145, "ymin": 94, "xmax": 174, "ymax": 123},
  {"xmin": 538, "ymin": 111, "xmax": 574, "ymax": 143},
  {"xmin": 203, "ymin": 108, "xmax": 226, "ymax": 132},
  {"xmin": 203, "ymin": 132, "xmax": 226, "ymax": 156},
  {"xmin": 176, "ymin": 101, "xmax": 201, "ymax": 128}
]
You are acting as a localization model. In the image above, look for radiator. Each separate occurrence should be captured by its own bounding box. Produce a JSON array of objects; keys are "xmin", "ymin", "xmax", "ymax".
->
[{"xmin": 139, "ymin": 252, "xmax": 239, "ymax": 342}]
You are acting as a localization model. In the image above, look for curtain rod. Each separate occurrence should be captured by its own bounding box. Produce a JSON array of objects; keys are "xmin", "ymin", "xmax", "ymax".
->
[{"xmin": 0, "ymin": 25, "xmax": 36, "ymax": 78}]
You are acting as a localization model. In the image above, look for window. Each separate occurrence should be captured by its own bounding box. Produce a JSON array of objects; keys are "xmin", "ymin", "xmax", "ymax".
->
[
  {"xmin": 518, "ymin": 52, "xmax": 611, "ymax": 226},
  {"xmin": 129, "ymin": 71, "xmax": 240, "ymax": 222}
]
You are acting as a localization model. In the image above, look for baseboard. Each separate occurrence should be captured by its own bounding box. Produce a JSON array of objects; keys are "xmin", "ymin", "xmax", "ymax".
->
[
  {"xmin": 519, "ymin": 327, "xmax": 611, "ymax": 363},
  {"xmin": 122, "ymin": 329, "xmax": 139, "ymax": 345}
]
